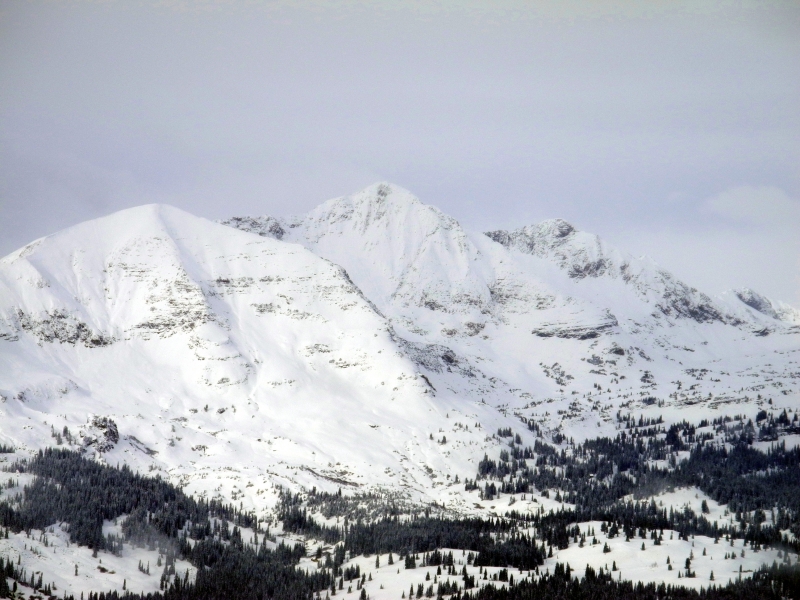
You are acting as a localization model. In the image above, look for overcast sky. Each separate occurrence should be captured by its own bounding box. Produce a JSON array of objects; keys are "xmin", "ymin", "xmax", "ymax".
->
[{"xmin": 1, "ymin": 0, "xmax": 798, "ymax": 304}]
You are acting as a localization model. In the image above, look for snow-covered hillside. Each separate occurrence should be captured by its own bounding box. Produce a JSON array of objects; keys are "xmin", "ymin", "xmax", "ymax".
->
[
  {"xmin": 0, "ymin": 184, "xmax": 800, "ymax": 508},
  {"xmin": 223, "ymin": 183, "xmax": 800, "ymax": 438},
  {"xmin": 0, "ymin": 203, "xmax": 505, "ymax": 515},
  {"xmin": 1, "ymin": 185, "xmax": 798, "ymax": 516},
  {"xmin": 2, "ymin": 183, "xmax": 800, "ymax": 598}
]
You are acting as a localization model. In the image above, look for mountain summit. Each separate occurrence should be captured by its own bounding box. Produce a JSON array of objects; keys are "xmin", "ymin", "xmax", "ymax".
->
[
  {"xmin": 0, "ymin": 183, "xmax": 797, "ymax": 518},
  {"xmin": 485, "ymin": 220, "xmax": 736, "ymax": 325},
  {"xmin": 226, "ymin": 183, "xmax": 494, "ymax": 315}
]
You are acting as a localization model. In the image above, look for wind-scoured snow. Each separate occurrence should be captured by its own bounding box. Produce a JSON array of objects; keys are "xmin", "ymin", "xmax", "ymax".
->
[
  {"xmin": 223, "ymin": 183, "xmax": 799, "ymax": 437},
  {"xmin": 0, "ymin": 204, "xmax": 501, "ymax": 514},
  {"xmin": 2, "ymin": 183, "xmax": 799, "ymax": 596},
  {"xmin": 0, "ymin": 188, "xmax": 797, "ymax": 509}
]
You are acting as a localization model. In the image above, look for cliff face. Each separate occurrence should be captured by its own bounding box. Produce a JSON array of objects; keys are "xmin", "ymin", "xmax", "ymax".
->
[{"xmin": 0, "ymin": 183, "xmax": 797, "ymax": 516}]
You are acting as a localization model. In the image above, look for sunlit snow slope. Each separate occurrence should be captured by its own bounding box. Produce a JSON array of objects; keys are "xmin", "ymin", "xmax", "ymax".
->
[
  {"xmin": 1, "ymin": 184, "xmax": 798, "ymax": 518},
  {"xmin": 0, "ymin": 204, "xmax": 508, "ymax": 514},
  {"xmin": 224, "ymin": 183, "xmax": 800, "ymax": 440}
]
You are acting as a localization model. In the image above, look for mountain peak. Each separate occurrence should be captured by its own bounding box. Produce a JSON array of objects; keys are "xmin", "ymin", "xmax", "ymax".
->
[
  {"xmin": 222, "ymin": 183, "xmax": 491, "ymax": 314},
  {"xmin": 730, "ymin": 287, "xmax": 800, "ymax": 324},
  {"xmin": 317, "ymin": 182, "xmax": 422, "ymax": 213},
  {"xmin": 484, "ymin": 218, "xmax": 594, "ymax": 266},
  {"xmin": 533, "ymin": 218, "xmax": 577, "ymax": 239},
  {"xmin": 217, "ymin": 183, "xmax": 429, "ymax": 241},
  {"xmin": 485, "ymin": 218, "xmax": 742, "ymax": 325},
  {"xmin": 733, "ymin": 288, "xmax": 779, "ymax": 319},
  {"xmin": 3, "ymin": 203, "xmax": 199, "ymax": 264},
  {"xmin": 360, "ymin": 181, "xmax": 418, "ymax": 202},
  {"xmin": 298, "ymin": 182, "xmax": 454, "ymax": 236}
]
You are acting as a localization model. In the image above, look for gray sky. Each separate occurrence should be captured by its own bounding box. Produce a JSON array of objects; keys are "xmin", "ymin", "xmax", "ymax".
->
[{"xmin": 1, "ymin": 0, "xmax": 799, "ymax": 304}]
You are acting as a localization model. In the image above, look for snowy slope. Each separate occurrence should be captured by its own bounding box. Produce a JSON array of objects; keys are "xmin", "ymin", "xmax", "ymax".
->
[
  {"xmin": 223, "ymin": 183, "xmax": 800, "ymax": 439},
  {"xmin": 0, "ymin": 185, "xmax": 798, "ymax": 515},
  {"xmin": 726, "ymin": 287, "xmax": 800, "ymax": 327},
  {"xmin": 0, "ymin": 204, "xmax": 513, "ymax": 519},
  {"xmin": 2, "ymin": 184, "xmax": 799, "ymax": 597},
  {"xmin": 485, "ymin": 219, "xmax": 737, "ymax": 324}
]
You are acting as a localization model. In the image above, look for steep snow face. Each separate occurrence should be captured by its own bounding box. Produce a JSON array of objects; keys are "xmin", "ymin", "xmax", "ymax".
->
[
  {"xmin": 2, "ymin": 185, "xmax": 800, "ymax": 521},
  {"xmin": 281, "ymin": 183, "xmax": 495, "ymax": 316},
  {"xmin": 0, "ymin": 204, "xmax": 514, "ymax": 515},
  {"xmin": 734, "ymin": 288, "xmax": 781, "ymax": 319},
  {"xmin": 486, "ymin": 220, "xmax": 736, "ymax": 325},
  {"xmin": 730, "ymin": 287, "xmax": 800, "ymax": 325},
  {"xmin": 224, "ymin": 184, "xmax": 800, "ymax": 447}
]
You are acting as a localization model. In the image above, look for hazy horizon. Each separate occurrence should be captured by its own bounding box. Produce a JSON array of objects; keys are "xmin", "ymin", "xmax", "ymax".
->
[{"xmin": 1, "ymin": 0, "xmax": 798, "ymax": 304}]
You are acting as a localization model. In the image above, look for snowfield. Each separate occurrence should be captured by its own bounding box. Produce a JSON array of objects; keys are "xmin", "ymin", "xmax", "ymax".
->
[
  {"xmin": 304, "ymin": 532, "xmax": 796, "ymax": 600},
  {"xmin": 1, "ymin": 182, "xmax": 798, "ymax": 596},
  {"xmin": 0, "ymin": 520, "xmax": 195, "ymax": 599}
]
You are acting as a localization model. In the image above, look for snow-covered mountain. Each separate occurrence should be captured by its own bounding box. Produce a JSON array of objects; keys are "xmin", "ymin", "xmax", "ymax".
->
[
  {"xmin": 485, "ymin": 219, "xmax": 738, "ymax": 325},
  {"xmin": 1, "ymin": 203, "xmax": 510, "ymax": 512},
  {"xmin": 1, "ymin": 184, "xmax": 799, "ymax": 519},
  {"xmin": 729, "ymin": 287, "xmax": 800, "ymax": 325},
  {"xmin": 223, "ymin": 183, "xmax": 799, "ymax": 411}
]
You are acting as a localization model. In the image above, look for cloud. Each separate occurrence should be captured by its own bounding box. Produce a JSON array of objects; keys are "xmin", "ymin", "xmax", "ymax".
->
[{"xmin": 703, "ymin": 186, "xmax": 800, "ymax": 226}]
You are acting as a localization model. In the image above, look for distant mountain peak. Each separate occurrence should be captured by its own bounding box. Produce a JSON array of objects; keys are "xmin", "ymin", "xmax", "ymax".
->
[
  {"xmin": 298, "ymin": 182, "xmax": 459, "ymax": 237},
  {"xmin": 314, "ymin": 182, "xmax": 423, "ymax": 214},
  {"xmin": 223, "ymin": 183, "xmax": 487, "ymax": 315},
  {"xmin": 486, "ymin": 219, "xmax": 741, "ymax": 325},
  {"xmin": 219, "ymin": 182, "xmax": 450, "ymax": 242},
  {"xmin": 485, "ymin": 220, "xmax": 617, "ymax": 278},
  {"xmin": 220, "ymin": 215, "xmax": 285, "ymax": 240},
  {"xmin": 731, "ymin": 287, "xmax": 800, "ymax": 324},
  {"xmin": 534, "ymin": 218, "xmax": 577, "ymax": 239},
  {"xmin": 486, "ymin": 218, "xmax": 597, "ymax": 257},
  {"xmin": 734, "ymin": 288, "xmax": 780, "ymax": 319}
]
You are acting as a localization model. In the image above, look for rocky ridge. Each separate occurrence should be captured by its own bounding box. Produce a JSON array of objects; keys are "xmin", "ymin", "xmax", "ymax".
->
[{"xmin": 0, "ymin": 184, "xmax": 797, "ymax": 520}]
